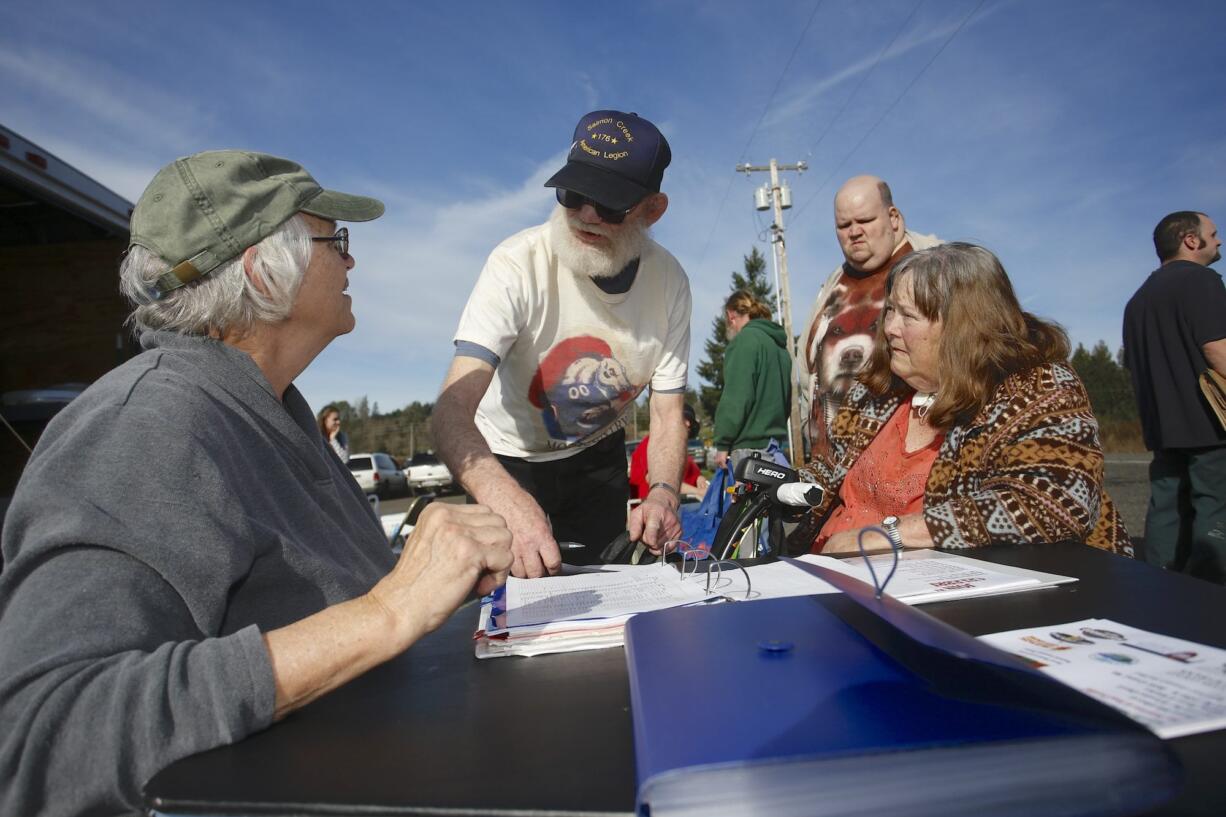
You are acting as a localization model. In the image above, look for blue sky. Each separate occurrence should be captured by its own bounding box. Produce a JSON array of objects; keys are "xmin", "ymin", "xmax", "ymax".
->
[{"xmin": 4, "ymin": 0, "xmax": 1224, "ymax": 414}]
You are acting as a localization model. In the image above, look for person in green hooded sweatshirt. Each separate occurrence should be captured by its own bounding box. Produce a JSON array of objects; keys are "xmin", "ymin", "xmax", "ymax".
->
[{"xmin": 712, "ymin": 290, "xmax": 793, "ymax": 472}]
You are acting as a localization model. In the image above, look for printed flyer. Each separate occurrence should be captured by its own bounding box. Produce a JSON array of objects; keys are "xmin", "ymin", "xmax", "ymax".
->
[{"xmin": 980, "ymin": 618, "xmax": 1226, "ymax": 738}]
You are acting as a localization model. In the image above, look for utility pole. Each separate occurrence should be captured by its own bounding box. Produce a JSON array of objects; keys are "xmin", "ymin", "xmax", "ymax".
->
[{"xmin": 736, "ymin": 159, "xmax": 807, "ymax": 465}]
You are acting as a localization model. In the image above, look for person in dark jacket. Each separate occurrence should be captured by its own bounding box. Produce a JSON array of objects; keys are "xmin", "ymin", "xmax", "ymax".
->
[
  {"xmin": 1123, "ymin": 210, "xmax": 1226, "ymax": 582},
  {"xmin": 712, "ymin": 290, "xmax": 792, "ymax": 471},
  {"xmin": 0, "ymin": 151, "xmax": 512, "ymax": 816}
]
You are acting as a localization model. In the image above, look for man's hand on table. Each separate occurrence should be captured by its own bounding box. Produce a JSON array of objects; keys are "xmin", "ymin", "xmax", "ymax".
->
[
  {"xmin": 629, "ymin": 487, "xmax": 683, "ymax": 555},
  {"xmin": 478, "ymin": 480, "xmax": 561, "ymax": 578}
]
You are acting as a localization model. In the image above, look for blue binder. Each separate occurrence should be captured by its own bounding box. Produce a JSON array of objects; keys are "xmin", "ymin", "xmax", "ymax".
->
[{"xmin": 623, "ymin": 590, "xmax": 1181, "ymax": 817}]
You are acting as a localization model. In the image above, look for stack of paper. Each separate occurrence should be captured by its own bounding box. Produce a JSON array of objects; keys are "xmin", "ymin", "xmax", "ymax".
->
[
  {"xmin": 474, "ymin": 566, "xmax": 710, "ymax": 659},
  {"xmin": 474, "ymin": 551, "xmax": 1077, "ymax": 658}
]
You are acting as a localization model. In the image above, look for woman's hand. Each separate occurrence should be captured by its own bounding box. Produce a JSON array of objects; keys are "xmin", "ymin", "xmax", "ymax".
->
[
  {"xmin": 823, "ymin": 514, "xmax": 935, "ymax": 554},
  {"xmin": 823, "ymin": 528, "xmax": 890, "ymax": 554}
]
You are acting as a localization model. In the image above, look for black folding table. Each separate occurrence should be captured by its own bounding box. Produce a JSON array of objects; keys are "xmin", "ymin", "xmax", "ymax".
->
[{"xmin": 145, "ymin": 545, "xmax": 1226, "ymax": 816}]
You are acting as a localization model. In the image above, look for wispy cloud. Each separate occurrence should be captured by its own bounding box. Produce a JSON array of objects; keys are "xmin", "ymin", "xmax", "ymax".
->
[
  {"xmin": 292, "ymin": 153, "xmax": 565, "ymax": 407},
  {"xmin": 5, "ymin": 0, "xmax": 1223, "ymax": 416},
  {"xmin": 305, "ymin": 142, "xmax": 776, "ymax": 410},
  {"xmin": 1172, "ymin": 137, "xmax": 1226, "ymax": 209},
  {"xmin": 759, "ymin": 4, "xmax": 997, "ymax": 135},
  {"xmin": 575, "ymin": 73, "xmax": 601, "ymax": 112},
  {"xmin": 0, "ymin": 44, "xmax": 208, "ymax": 153},
  {"xmin": 25, "ymin": 138, "xmax": 160, "ymax": 204}
]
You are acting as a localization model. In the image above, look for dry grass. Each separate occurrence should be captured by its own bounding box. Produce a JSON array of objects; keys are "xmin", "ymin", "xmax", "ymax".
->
[{"xmin": 1100, "ymin": 419, "xmax": 1146, "ymax": 453}]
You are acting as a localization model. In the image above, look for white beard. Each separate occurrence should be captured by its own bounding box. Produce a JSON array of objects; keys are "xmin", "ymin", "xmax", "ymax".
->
[{"xmin": 548, "ymin": 205, "xmax": 649, "ymax": 279}]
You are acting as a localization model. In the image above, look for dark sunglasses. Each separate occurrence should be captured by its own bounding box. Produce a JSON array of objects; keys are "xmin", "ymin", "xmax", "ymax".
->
[
  {"xmin": 555, "ymin": 189, "xmax": 635, "ymax": 224},
  {"xmin": 311, "ymin": 227, "xmax": 349, "ymax": 257}
]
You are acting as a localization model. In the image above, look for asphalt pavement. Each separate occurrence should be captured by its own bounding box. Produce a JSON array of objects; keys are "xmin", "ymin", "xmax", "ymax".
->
[
  {"xmin": 1104, "ymin": 452, "xmax": 1152, "ymax": 544},
  {"xmin": 376, "ymin": 491, "xmax": 464, "ymax": 516}
]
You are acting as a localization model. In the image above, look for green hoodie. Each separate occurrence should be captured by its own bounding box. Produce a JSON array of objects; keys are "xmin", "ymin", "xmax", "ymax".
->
[{"xmin": 713, "ymin": 318, "xmax": 792, "ymax": 452}]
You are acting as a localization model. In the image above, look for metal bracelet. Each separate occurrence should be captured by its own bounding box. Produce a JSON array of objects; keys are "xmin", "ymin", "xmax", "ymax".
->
[{"xmin": 648, "ymin": 481, "xmax": 681, "ymax": 503}]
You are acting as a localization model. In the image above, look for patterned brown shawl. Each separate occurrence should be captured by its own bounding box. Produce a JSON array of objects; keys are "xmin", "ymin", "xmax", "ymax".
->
[{"xmin": 794, "ymin": 362, "xmax": 1133, "ymax": 556}]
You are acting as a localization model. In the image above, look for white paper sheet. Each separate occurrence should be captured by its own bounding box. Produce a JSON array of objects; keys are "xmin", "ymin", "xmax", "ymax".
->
[
  {"xmin": 798, "ymin": 550, "xmax": 1074, "ymax": 604},
  {"xmin": 980, "ymin": 618, "xmax": 1226, "ymax": 738},
  {"xmin": 498, "ymin": 567, "xmax": 709, "ymax": 630},
  {"xmin": 702, "ymin": 559, "xmax": 842, "ymax": 601}
]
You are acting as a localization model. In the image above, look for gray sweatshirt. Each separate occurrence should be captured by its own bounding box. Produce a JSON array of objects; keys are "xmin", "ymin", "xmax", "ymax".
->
[{"xmin": 0, "ymin": 331, "xmax": 395, "ymax": 816}]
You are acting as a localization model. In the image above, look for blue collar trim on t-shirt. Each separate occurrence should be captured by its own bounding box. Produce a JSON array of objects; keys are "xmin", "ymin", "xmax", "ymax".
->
[{"xmin": 592, "ymin": 258, "xmax": 640, "ymax": 294}]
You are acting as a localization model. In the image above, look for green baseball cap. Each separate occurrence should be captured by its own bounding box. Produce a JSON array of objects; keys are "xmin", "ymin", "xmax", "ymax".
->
[{"xmin": 129, "ymin": 150, "xmax": 385, "ymax": 298}]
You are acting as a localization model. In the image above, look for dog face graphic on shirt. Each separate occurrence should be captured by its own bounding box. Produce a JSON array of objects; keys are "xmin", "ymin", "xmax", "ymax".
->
[
  {"xmin": 803, "ymin": 273, "xmax": 887, "ymax": 448},
  {"xmin": 819, "ymin": 296, "xmax": 880, "ymax": 398},
  {"xmin": 810, "ymin": 277, "xmax": 885, "ymax": 399},
  {"xmin": 529, "ymin": 336, "xmax": 640, "ymax": 444}
]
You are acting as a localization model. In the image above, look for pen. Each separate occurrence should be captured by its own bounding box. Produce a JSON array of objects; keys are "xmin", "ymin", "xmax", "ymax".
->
[{"xmin": 557, "ymin": 541, "xmax": 586, "ymax": 550}]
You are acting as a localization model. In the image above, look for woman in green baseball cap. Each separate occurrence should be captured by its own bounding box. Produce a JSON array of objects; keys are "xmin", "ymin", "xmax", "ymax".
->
[{"xmin": 0, "ymin": 150, "xmax": 513, "ymax": 816}]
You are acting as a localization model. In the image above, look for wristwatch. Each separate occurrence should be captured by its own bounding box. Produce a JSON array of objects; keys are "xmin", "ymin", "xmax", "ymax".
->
[{"xmin": 881, "ymin": 516, "xmax": 903, "ymax": 549}]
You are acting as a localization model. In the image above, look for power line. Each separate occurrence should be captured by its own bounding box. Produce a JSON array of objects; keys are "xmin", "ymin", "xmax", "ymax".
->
[
  {"xmin": 790, "ymin": 0, "xmax": 988, "ymax": 225},
  {"xmin": 800, "ymin": 0, "xmax": 927, "ymax": 167},
  {"xmin": 694, "ymin": 0, "xmax": 825, "ymax": 271},
  {"xmin": 738, "ymin": 0, "xmax": 827, "ymax": 165}
]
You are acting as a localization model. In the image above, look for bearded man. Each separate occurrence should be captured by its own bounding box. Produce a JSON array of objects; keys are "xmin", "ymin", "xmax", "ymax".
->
[
  {"xmin": 434, "ymin": 110, "xmax": 691, "ymax": 577},
  {"xmin": 1124, "ymin": 211, "xmax": 1226, "ymax": 583}
]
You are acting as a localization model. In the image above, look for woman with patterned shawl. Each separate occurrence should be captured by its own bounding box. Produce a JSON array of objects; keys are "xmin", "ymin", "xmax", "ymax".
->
[{"xmin": 793, "ymin": 242, "xmax": 1132, "ymax": 557}]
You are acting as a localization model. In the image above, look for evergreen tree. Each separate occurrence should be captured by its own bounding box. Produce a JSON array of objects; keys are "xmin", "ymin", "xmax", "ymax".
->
[
  {"xmin": 696, "ymin": 247, "xmax": 775, "ymax": 419},
  {"xmin": 323, "ymin": 397, "xmax": 438, "ymax": 457},
  {"xmin": 1069, "ymin": 341, "xmax": 1139, "ymax": 423},
  {"xmin": 685, "ymin": 386, "xmax": 706, "ymax": 439}
]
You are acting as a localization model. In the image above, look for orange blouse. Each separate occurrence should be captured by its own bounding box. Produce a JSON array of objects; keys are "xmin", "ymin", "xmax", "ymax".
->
[{"xmin": 813, "ymin": 403, "xmax": 942, "ymax": 552}]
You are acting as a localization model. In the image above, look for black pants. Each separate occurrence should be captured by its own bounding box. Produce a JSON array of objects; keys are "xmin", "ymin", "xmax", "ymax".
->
[
  {"xmin": 1145, "ymin": 446, "xmax": 1226, "ymax": 583},
  {"xmin": 479, "ymin": 430, "xmax": 629, "ymax": 565}
]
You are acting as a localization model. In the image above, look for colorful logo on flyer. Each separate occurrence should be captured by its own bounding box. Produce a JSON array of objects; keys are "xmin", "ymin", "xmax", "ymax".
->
[{"xmin": 528, "ymin": 336, "xmax": 640, "ymax": 443}]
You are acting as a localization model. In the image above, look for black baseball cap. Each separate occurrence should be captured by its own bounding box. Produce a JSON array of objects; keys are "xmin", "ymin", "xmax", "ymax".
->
[{"xmin": 544, "ymin": 110, "xmax": 671, "ymax": 212}]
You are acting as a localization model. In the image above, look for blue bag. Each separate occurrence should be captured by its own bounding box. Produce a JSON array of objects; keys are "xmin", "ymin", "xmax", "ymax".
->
[
  {"xmin": 736, "ymin": 439, "xmax": 790, "ymax": 558},
  {"xmin": 679, "ymin": 464, "xmax": 733, "ymax": 557},
  {"xmin": 761, "ymin": 437, "xmax": 790, "ymax": 467}
]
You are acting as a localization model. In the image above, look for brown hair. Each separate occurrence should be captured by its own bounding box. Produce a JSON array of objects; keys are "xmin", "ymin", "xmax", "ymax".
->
[
  {"xmin": 724, "ymin": 290, "xmax": 771, "ymax": 320},
  {"xmin": 317, "ymin": 404, "xmax": 341, "ymax": 436},
  {"xmin": 876, "ymin": 180, "xmax": 894, "ymax": 208},
  {"xmin": 860, "ymin": 242, "xmax": 1069, "ymax": 429},
  {"xmin": 1153, "ymin": 211, "xmax": 1207, "ymax": 262}
]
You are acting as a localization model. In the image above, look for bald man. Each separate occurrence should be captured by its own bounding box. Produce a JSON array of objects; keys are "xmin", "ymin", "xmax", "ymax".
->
[{"xmin": 797, "ymin": 176, "xmax": 941, "ymax": 454}]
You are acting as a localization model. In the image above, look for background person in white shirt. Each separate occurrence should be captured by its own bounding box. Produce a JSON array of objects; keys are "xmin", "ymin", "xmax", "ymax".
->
[{"xmin": 434, "ymin": 110, "xmax": 692, "ymax": 578}]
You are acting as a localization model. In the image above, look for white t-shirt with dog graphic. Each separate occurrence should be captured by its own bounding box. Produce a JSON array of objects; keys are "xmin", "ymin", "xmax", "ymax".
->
[{"xmin": 454, "ymin": 222, "xmax": 691, "ymax": 462}]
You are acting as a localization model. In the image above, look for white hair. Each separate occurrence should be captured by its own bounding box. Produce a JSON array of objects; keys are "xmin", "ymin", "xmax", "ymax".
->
[
  {"xmin": 548, "ymin": 204, "xmax": 649, "ymax": 279},
  {"xmin": 120, "ymin": 214, "xmax": 313, "ymax": 335}
]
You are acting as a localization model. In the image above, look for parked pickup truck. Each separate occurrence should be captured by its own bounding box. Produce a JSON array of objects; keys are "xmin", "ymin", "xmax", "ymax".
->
[{"xmin": 403, "ymin": 452, "xmax": 454, "ymax": 493}]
